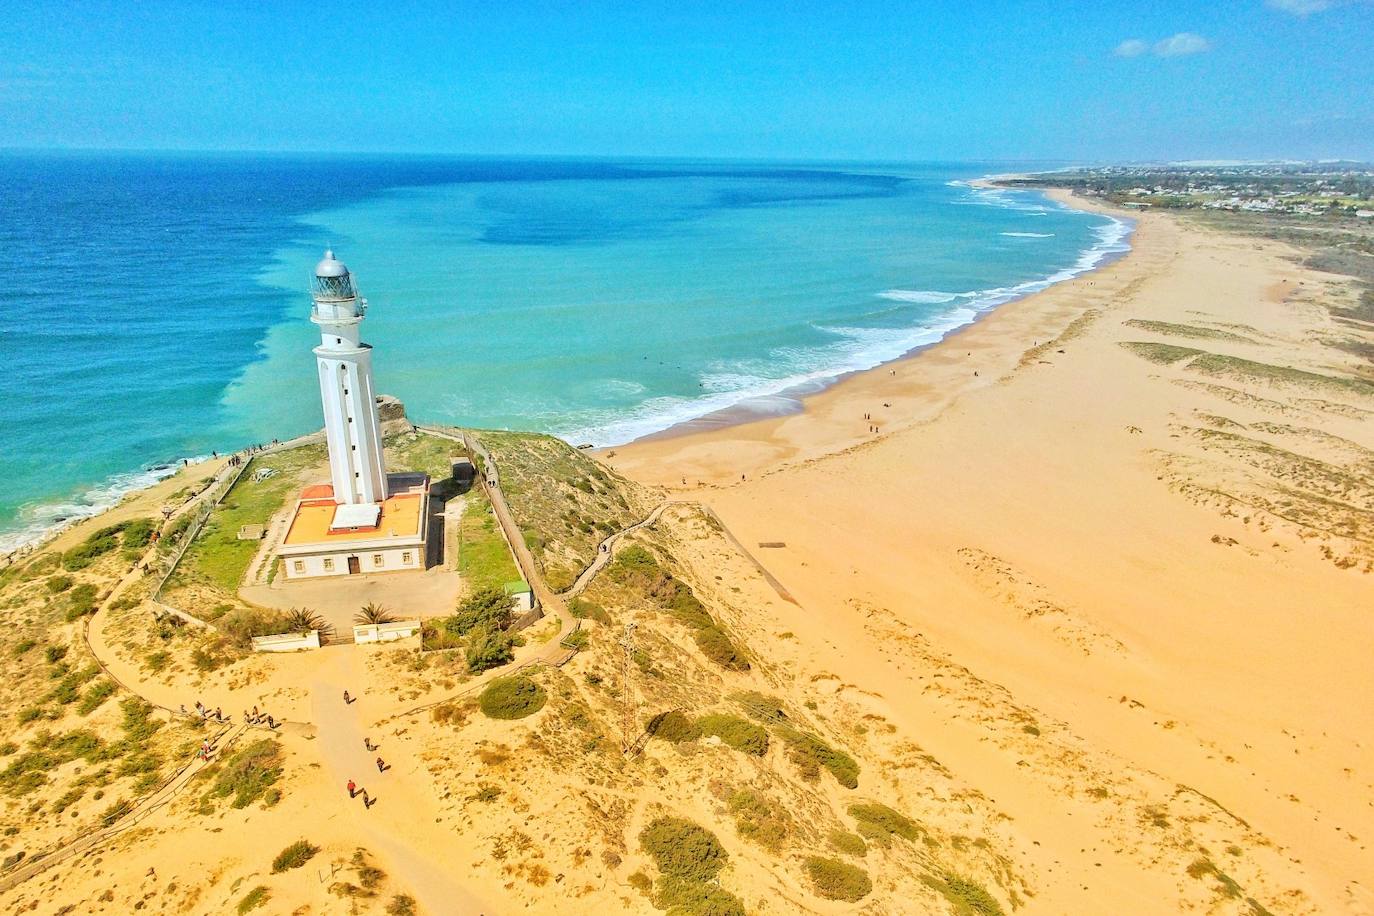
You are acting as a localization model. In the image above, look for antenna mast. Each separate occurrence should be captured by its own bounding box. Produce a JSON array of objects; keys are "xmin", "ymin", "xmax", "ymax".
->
[{"xmin": 619, "ymin": 620, "xmax": 638, "ymax": 754}]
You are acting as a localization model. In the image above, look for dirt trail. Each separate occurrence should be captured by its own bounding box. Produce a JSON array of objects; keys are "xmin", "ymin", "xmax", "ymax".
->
[{"xmin": 309, "ymin": 649, "xmax": 496, "ymax": 914}]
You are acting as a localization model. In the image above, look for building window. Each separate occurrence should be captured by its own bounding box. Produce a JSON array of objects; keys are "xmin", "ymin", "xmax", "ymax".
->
[
  {"xmin": 401, "ymin": 551, "xmax": 412, "ymax": 564},
  {"xmin": 323, "ymin": 558, "xmax": 335, "ymax": 571},
  {"xmin": 373, "ymin": 554, "xmax": 383, "ymax": 566},
  {"xmin": 293, "ymin": 560, "xmax": 304, "ymax": 574}
]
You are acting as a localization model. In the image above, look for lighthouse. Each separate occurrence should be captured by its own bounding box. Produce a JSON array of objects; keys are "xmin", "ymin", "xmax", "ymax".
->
[
  {"xmin": 311, "ymin": 250, "xmax": 388, "ymax": 507},
  {"xmin": 275, "ymin": 250, "xmax": 431, "ymax": 580}
]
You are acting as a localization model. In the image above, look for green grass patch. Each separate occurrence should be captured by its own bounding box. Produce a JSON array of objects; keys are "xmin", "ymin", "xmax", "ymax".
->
[
  {"xmin": 1118, "ymin": 341, "xmax": 1205, "ymax": 365},
  {"xmin": 804, "ymin": 856, "xmax": 872, "ymax": 902},
  {"xmin": 272, "ymin": 839, "xmax": 319, "ymax": 873},
  {"xmin": 1188, "ymin": 352, "xmax": 1374, "ymax": 397},
  {"xmin": 479, "ymin": 676, "xmax": 547, "ymax": 720},
  {"xmin": 1124, "ymin": 319, "xmax": 1254, "ymax": 343},
  {"xmin": 848, "ymin": 802, "xmax": 921, "ymax": 844},
  {"xmin": 172, "ymin": 443, "xmax": 327, "ymax": 592},
  {"xmin": 456, "ymin": 486, "xmax": 521, "ymax": 590}
]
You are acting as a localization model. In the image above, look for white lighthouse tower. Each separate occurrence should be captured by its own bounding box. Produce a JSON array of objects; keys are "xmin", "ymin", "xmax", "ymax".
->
[{"xmin": 311, "ymin": 250, "xmax": 388, "ymax": 507}]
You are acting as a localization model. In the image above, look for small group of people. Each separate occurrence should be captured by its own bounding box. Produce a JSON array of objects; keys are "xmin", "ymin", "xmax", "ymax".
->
[
  {"xmin": 189, "ymin": 701, "xmax": 225, "ymax": 722},
  {"xmin": 346, "ymin": 778, "xmax": 378, "ymax": 808},
  {"xmin": 244, "ymin": 705, "xmax": 278, "ymax": 729},
  {"xmin": 195, "ymin": 739, "xmax": 214, "ymax": 762}
]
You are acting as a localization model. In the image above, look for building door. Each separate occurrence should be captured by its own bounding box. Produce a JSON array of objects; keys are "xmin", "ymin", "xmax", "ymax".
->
[{"xmin": 347, "ymin": 556, "xmax": 361, "ymax": 575}]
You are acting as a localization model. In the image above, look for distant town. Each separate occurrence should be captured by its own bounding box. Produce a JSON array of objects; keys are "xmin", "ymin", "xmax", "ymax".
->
[{"xmin": 1008, "ymin": 162, "xmax": 1374, "ymax": 219}]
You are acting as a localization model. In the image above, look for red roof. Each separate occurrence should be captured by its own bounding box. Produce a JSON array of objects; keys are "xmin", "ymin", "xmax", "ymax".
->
[{"xmin": 301, "ymin": 483, "xmax": 334, "ymax": 500}]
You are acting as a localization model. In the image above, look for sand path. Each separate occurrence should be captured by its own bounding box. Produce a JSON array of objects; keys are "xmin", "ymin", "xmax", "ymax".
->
[{"xmin": 309, "ymin": 649, "xmax": 496, "ymax": 915}]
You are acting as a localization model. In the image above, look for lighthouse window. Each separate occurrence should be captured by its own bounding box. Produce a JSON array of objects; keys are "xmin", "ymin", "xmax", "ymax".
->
[
  {"xmin": 402, "ymin": 551, "xmax": 412, "ymax": 564},
  {"xmin": 323, "ymin": 558, "xmax": 335, "ymax": 571},
  {"xmin": 336, "ymin": 337, "xmax": 342, "ymax": 344},
  {"xmin": 293, "ymin": 561, "xmax": 304, "ymax": 574},
  {"xmin": 373, "ymin": 554, "xmax": 383, "ymax": 567}
]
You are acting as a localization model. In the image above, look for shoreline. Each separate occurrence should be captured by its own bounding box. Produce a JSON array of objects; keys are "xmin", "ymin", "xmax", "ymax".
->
[
  {"xmin": 602, "ymin": 183, "xmax": 1148, "ymax": 485},
  {"xmin": 624, "ymin": 181, "xmax": 1133, "ymax": 447}
]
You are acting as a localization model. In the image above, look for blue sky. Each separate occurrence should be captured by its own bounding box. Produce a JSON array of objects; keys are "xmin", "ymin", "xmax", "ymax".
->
[{"xmin": 0, "ymin": 0, "xmax": 1370, "ymax": 161}]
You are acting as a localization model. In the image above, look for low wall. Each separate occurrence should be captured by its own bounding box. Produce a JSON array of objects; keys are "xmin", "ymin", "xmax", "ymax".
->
[
  {"xmin": 250, "ymin": 630, "xmax": 321, "ymax": 653},
  {"xmin": 353, "ymin": 619, "xmax": 421, "ymax": 644}
]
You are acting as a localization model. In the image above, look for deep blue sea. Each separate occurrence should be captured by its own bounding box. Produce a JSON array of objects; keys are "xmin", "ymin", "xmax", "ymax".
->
[{"xmin": 0, "ymin": 153, "xmax": 1130, "ymax": 551}]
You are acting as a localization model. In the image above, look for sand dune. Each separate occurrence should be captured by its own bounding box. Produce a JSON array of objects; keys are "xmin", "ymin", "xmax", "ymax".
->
[{"xmin": 609, "ymin": 193, "xmax": 1374, "ymax": 913}]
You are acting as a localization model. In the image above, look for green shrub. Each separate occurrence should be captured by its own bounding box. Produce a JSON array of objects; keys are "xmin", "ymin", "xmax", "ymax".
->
[
  {"xmin": 271, "ymin": 839, "xmax": 319, "ymax": 873},
  {"xmin": 478, "ymin": 676, "xmax": 547, "ymax": 720},
  {"xmin": 922, "ymin": 873, "xmax": 1005, "ymax": 916},
  {"xmin": 236, "ymin": 886, "xmax": 270, "ymax": 915},
  {"xmin": 829, "ymin": 830, "xmax": 867, "ymax": 857},
  {"xmin": 145, "ymin": 650, "xmax": 170, "ymax": 673},
  {"xmin": 11, "ymin": 638, "xmax": 37, "ymax": 657},
  {"xmin": 44, "ymin": 644, "xmax": 68, "ymax": 664},
  {"xmin": 848, "ymin": 802, "xmax": 920, "ymax": 844},
  {"xmin": 663, "ymin": 582, "xmax": 713, "ymax": 629},
  {"xmin": 16, "ymin": 707, "xmax": 46, "ymax": 725},
  {"xmin": 448, "ymin": 586, "xmax": 514, "ymax": 637},
  {"xmin": 568, "ymin": 598, "xmax": 611, "ymax": 625},
  {"xmin": 62, "ymin": 526, "xmax": 122, "ymax": 570},
  {"xmin": 654, "ymin": 875, "xmax": 746, "ymax": 916},
  {"xmin": 640, "ymin": 817, "xmax": 727, "ymax": 882},
  {"xmin": 778, "ymin": 727, "xmax": 858, "ymax": 788},
  {"xmin": 731, "ymin": 691, "xmax": 788, "ymax": 723},
  {"xmin": 205, "ymin": 738, "xmax": 282, "ymax": 809},
  {"xmin": 697, "ymin": 714, "xmax": 768, "ymax": 756},
  {"xmin": 610, "ymin": 545, "xmax": 660, "ymax": 580},
  {"xmin": 465, "ymin": 624, "xmax": 515, "ymax": 674},
  {"xmin": 76, "ymin": 680, "xmax": 117, "ymax": 715},
  {"xmin": 120, "ymin": 518, "xmax": 157, "ymax": 553},
  {"xmin": 65, "ymin": 583, "xmax": 100, "ymax": 621},
  {"xmin": 646, "ymin": 710, "xmax": 700, "ymax": 743},
  {"xmin": 45, "ymin": 575, "xmax": 74, "ymax": 593},
  {"xmin": 804, "ymin": 856, "xmax": 872, "ymax": 901},
  {"xmin": 695, "ymin": 626, "xmax": 749, "ymax": 671},
  {"xmin": 728, "ymin": 789, "xmax": 791, "ymax": 853},
  {"xmin": 386, "ymin": 896, "xmax": 418, "ymax": 916}
]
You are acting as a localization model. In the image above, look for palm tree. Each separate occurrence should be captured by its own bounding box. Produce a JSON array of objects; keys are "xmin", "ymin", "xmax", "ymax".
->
[
  {"xmin": 354, "ymin": 602, "xmax": 395, "ymax": 626},
  {"xmin": 282, "ymin": 606, "xmax": 333, "ymax": 639}
]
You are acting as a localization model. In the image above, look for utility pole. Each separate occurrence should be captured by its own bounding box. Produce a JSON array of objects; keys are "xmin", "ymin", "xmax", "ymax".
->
[{"xmin": 619, "ymin": 620, "xmax": 638, "ymax": 754}]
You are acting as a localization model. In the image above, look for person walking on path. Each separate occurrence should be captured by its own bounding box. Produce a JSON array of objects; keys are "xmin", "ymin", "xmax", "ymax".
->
[
  {"xmin": 376, "ymin": 757, "xmax": 387, "ymax": 773},
  {"xmin": 363, "ymin": 737, "xmax": 375, "ymax": 752},
  {"xmin": 360, "ymin": 788, "xmax": 371, "ymax": 808},
  {"xmin": 343, "ymin": 690, "xmax": 352, "ymax": 705},
  {"xmin": 347, "ymin": 779, "xmax": 357, "ymax": 798}
]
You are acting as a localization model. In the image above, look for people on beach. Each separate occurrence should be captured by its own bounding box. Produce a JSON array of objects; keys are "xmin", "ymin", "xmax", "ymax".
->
[
  {"xmin": 376, "ymin": 757, "xmax": 387, "ymax": 773},
  {"xmin": 343, "ymin": 689, "xmax": 352, "ymax": 704},
  {"xmin": 364, "ymin": 737, "xmax": 375, "ymax": 751},
  {"xmin": 348, "ymin": 779, "xmax": 357, "ymax": 798}
]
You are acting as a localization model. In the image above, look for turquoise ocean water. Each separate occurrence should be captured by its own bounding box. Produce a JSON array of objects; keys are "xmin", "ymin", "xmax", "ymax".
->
[{"xmin": 0, "ymin": 154, "xmax": 1130, "ymax": 551}]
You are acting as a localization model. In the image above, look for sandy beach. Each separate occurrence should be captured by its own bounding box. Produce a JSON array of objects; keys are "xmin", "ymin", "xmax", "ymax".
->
[{"xmin": 607, "ymin": 189, "xmax": 1374, "ymax": 912}]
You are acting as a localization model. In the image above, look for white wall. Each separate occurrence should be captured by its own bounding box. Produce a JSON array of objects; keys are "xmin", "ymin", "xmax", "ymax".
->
[
  {"xmin": 281, "ymin": 546, "xmax": 421, "ymax": 580},
  {"xmin": 354, "ymin": 619, "xmax": 421, "ymax": 644},
  {"xmin": 251, "ymin": 630, "xmax": 321, "ymax": 652}
]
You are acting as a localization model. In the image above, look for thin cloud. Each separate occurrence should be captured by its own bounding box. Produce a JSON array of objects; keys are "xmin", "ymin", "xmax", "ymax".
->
[
  {"xmin": 1266, "ymin": 0, "xmax": 1334, "ymax": 14},
  {"xmin": 1113, "ymin": 39, "xmax": 1149, "ymax": 58},
  {"xmin": 1154, "ymin": 32, "xmax": 1212, "ymax": 56},
  {"xmin": 1113, "ymin": 32, "xmax": 1212, "ymax": 59}
]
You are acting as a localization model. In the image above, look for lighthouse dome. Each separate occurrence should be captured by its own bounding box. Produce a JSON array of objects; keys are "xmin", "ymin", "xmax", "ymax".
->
[{"xmin": 315, "ymin": 249, "xmax": 350, "ymax": 278}]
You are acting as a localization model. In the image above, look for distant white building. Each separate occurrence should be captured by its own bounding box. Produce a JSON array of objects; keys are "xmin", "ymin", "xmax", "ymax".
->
[{"xmin": 276, "ymin": 251, "xmax": 429, "ymax": 580}]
